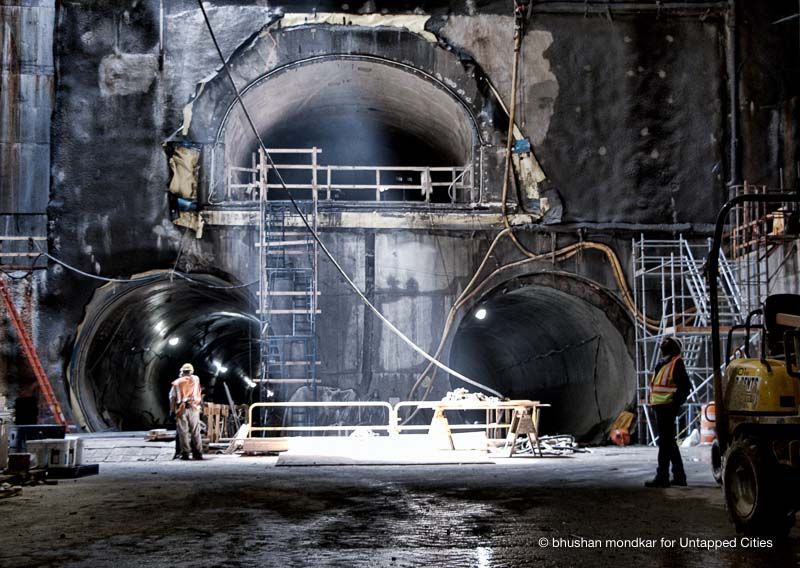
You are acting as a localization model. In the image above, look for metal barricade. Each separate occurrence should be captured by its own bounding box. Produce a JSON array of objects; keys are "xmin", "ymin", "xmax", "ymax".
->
[
  {"xmin": 247, "ymin": 401, "xmax": 394, "ymax": 437},
  {"xmin": 393, "ymin": 400, "xmax": 547, "ymax": 438},
  {"xmin": 246, "ymin": 399, "xmax": 547, "ymax": 440}
]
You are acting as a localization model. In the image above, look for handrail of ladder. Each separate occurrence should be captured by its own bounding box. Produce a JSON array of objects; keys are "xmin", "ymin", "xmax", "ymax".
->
[{"xmin": 0, "ymin": 277, "xmax": 68, "ymax": 427}]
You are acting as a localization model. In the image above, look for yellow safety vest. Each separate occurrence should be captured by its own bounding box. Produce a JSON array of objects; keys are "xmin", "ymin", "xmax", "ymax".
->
[{"xmin": 650, "ymin": 356, "xmax": 680, "ymax": 405}]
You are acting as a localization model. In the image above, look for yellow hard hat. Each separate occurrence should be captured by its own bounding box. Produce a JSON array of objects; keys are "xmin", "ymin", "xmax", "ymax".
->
[{"xmin": 180, "ymin": 363, "xmax": 194, "ymax": 373}]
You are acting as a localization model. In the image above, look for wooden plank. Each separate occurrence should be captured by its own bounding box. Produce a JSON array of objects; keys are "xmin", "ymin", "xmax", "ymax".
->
[
  {"xmin": 776, "ymin": 313, "xmax": 800, "ymax": 328},
  {"xmin": 224, "ymin": 423, "xmax": 250, "ymax": 454}
]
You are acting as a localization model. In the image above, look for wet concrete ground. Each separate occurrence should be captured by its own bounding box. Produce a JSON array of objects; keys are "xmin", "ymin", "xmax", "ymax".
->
[{"xmin": 1, "ymin": 446, "xmax": 799, "ymax": 567}]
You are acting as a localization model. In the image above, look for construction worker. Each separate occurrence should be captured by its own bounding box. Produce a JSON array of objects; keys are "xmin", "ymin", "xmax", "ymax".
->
[
  {"xmin": 645, "ymin": 337, "xmax": 690, "ymax": 488},
  {"xmin": 169, "ymin": 363, "xmax": 203, "ymax": 460}
]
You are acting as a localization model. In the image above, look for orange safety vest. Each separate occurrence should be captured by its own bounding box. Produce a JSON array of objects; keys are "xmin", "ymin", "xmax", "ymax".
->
[
  {"xmin": 172, "ymin": 375, "xmax": 201, "ymax": 415},
  {"xmin": 650, "ymin": 356, "xmax": 681, "ymax": 405}
]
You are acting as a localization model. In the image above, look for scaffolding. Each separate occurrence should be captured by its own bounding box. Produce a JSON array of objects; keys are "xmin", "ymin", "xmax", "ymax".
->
[
  {"xmin": 632, "ymin": 236, "xmax": 745, "ymax": 445},
  {"xmin": 632, "ymin": 185, "xmax": 800, "ymax": 445},
  {"xmin": 728, "ymin": 183, "xmax": 800, "ymax": 307}
]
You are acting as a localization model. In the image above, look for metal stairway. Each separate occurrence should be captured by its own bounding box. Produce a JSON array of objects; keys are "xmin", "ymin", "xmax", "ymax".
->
[{"xmin": 633, "ymin": 236, "xmax": 746, "ymax": 445}]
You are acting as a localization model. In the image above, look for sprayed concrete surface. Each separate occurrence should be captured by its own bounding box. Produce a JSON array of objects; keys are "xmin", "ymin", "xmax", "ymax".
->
[{"xmin": 1, "ymin": 446, "xmax": 798, "ymax": 567}]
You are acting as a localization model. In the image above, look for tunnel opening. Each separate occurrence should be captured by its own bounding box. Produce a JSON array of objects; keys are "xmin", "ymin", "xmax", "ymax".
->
[
  {"xmin": 222, "ymin": 56, "xmax": 479, "ymax": 204},
  {"xmin": 449, "ymin": 284, "xmax": 636, "ymax": 442},
  {"xmin": 70, "ymin": 274, "xmax": 259, "ymax": 431}
]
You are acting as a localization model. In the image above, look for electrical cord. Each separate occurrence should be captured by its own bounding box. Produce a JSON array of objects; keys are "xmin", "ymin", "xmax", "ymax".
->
[{"xmin": 197, "ymin": 1, "xmax": 503, "ymax": 398}]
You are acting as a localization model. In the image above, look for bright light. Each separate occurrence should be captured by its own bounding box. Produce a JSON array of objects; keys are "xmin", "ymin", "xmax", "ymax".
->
[
  {"xmin": 167, "ymin": 337, "xmax": 180, "ymax": 346},
  {"xmin": 244, "ymin": 377, "xmax": 256, "ymax": 389},
  {"xmin": 154, "ymin": 321, "xmax": 164, "ymax": 331},
  {"xmin": 474, "ymin": 308, "xmax": 487, "ymax": 320},
  {"xmin": 213, "ymin": 360, "xmax": 228, "ymax": 374}
]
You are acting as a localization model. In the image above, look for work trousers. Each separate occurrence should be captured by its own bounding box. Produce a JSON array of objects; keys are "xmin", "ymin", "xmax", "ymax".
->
[
  {"xmin": 654, "ymin": 403, "xmax": 685, "ymax": 480},
  {"xmin": 176, "ymin": 405, "xmax": 203, "ymax": 457}
]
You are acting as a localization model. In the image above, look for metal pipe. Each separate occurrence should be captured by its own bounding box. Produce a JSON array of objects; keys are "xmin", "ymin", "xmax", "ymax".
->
[
  {"xmin": 530, "ymin": 1, "xmax": 729, "ymax": 16},
  {"xmin": 159, "ymin": 0, "xmax": 165, "ymax": 70},
  {"xmin": 726, "ymin": 0, "xmax": 740, "ymax": 188}
]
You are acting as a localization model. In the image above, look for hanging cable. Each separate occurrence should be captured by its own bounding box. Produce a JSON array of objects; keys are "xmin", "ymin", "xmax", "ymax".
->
[
  {"xmin": 196, "ymin": 1, "xmax": 502, "ymax": 398},
  {"xmin": 39, "ymin": 250, "xmax": 166, "ymax": 284},
  {"xmin": 36, "ymin": 246, "xmax": 257, "ymax": 290}
]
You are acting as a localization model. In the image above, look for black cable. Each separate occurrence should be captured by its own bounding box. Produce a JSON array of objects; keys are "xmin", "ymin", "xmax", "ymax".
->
[{"xmin": 38, "ymin": 246, "xmax": 257, "ymax": 290}]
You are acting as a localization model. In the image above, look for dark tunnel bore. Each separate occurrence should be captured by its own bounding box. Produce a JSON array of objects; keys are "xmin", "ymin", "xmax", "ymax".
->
[
  {"xmin": 223, "ymin": 57, "xmax": 477, "ymax": 203},
  {"xmin": 71, "ymin": 275, "xmax": 259, "ymax": 431},
  {"xmin": 449, "ymin": 286, "xmax": 636, "ymax": 442}
]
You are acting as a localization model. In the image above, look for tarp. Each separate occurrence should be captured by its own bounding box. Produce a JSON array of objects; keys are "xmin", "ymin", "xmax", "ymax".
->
[{"xmin": 168, "ymin": 146, "xmax": 200, "ymax": 200}]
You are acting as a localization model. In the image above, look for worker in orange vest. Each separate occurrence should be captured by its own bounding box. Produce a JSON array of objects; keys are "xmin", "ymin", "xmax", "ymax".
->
[
  {"xmin": 645, "ymin": 337, "xmax": 690, "ymax": 488},
  {"xmin": 169, "ymin": 363, "xmax": 203, "ymax": 460}
]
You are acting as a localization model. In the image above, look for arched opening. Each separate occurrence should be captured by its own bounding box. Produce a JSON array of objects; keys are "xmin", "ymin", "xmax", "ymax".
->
[
  {"xmin": 70, "ymin": 274, "xmax": 259, "ymax": 431},
  {"xmin": 221, "ymin": 56, "xmax": 479, "ymax": 204},
  {"xmin": 449, "ymin": 284, "xmax": 636, "ymax": 442}
]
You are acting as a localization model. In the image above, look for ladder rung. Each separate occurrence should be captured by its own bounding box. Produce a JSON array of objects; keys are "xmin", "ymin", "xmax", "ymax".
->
[
  {"xmin": 267, "ymin": 361, "xmax": 322, "ymax": 366},
  {"xmin": 257, "ymin": 309, "xmax": 321, "ymax": 315},
  {"xmin": 253, "ymin": 379, "xmax": 322, "ymax": 384},
  {"xmin": 256, "ymin": 240, "xmax": 312, "ymax": 247},
  {"xmin": 257, "ymin": 291, "xmax": 320, "ymax": 296}
]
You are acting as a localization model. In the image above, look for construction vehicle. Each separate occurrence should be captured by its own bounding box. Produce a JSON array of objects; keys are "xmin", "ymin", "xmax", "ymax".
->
[{"xmin": 708, "ymin": 193, "xmax": 800, "ymax": 536}]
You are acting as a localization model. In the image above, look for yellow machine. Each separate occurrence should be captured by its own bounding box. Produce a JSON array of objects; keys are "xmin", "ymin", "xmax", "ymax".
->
[{"xmin": 709, "ymin": 194, "xmax": 800, "ymax": 536}]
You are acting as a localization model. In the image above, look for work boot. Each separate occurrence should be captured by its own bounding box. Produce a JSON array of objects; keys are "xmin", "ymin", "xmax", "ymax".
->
[
  {"xmin": 180, "ymin": 453, "xmax": 190, "ymax": 461},
  {"xmin": 644, "ymin": 477, "xmax": 670, "ymax": 488},
  {"xmin": 671, "ymin": 476, "xmax": 688, "ymax": 487},
  {"xmin": 192, "ymin": 453, "xmax": 204, "ymax": 461}
]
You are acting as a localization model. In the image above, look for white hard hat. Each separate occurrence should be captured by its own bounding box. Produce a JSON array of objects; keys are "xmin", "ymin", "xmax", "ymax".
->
[{"xmin": 180, "ymin": 363, "xmax": 194, "ymax": 373}]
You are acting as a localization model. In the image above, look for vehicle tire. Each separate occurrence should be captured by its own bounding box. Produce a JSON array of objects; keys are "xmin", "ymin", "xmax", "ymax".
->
[
  {"xmin": 722, "ymin": 437, "xmax": 791, "ymax": 537},
  {"xmin": 711, "ymin": 439, "xmax": 723, "ymax": 485}
]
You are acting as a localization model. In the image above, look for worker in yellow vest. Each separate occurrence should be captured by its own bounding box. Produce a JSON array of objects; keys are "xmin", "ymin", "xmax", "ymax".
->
[
  {"xmin": 169, "ymin": 363, "xmax": 204, "ymax": 460},
  {"xmin": 645, "ymin": 337, "xmax": 690, "ymax": 488}
]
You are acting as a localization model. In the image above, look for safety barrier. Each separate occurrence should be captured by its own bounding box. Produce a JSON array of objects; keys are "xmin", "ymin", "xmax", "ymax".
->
[
  {"xmin": 225, "ymin": 148, "xmax": 473, "ymax": 204},
  {"xmin": 248, "ymin": 401, "xmax": 395, "ymax": 436},
  {"xmin": 247, "ymin": 399, "xmax": 547, "ymax": 438}
]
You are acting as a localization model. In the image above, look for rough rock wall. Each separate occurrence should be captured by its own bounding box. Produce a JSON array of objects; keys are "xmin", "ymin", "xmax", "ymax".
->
[
  {"xmin": 2, "ymin": 0, "xmax": 797, "ymax": 427},
  {"xmin": 739, "ymin": 1, "xmax": 800, "ymax": 188},
  {"xmin": 0, "ymin": 0, "xmax": 54, "ymax": 411}
]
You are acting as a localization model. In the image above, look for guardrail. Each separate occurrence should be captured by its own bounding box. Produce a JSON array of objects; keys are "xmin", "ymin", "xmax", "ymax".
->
[
  {"xmin": 247, "ymin": 399, "xmax": 548, "ymax": 438},
  {"xmin": 225, "ymin": 148, "xmax": 473, "ymax": 204},
  {"xmin": 248, "ymin": 401, "xmax": 395, "ymax": 435}
]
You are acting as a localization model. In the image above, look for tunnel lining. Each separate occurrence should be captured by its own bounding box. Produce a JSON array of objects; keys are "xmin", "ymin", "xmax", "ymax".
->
[
  {"xmin": 69, "ymin": 272, "xmax": 259, "ymax": 431},
  {"xmin": 216, "ymin": 55, "xmax": 483, "ymax": 204},
  {"xmin": 446, "ymin": 273, "xmax": 637, "ymax": 441}
]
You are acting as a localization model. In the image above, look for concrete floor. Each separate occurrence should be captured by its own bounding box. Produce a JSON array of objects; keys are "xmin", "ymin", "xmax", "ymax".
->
[{"xmin": 1, "ymin": 445, "xmax": 798, "ymax": 567}]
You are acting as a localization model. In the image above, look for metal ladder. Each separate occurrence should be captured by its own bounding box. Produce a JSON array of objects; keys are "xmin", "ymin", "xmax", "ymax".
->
[
  {"xmin": 256, "ymin": 148, "xmax": 321, "ymax": 421},
  {"xmin": 0, "ymin": 277, "xmax": 68, "ymax": 427}
]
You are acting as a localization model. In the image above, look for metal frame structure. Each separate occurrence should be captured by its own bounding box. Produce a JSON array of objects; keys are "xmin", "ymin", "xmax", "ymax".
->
[
  {"xmin": 634, "ymin": 186, "xmax": 800, "ymax": 446},
  {"xmin": 632, "ymin": 236, "xmax": 744, "ymax": 445},
  {"xmin": 253, "ymin": 149, "xmax": 322, "ymax": 427}
]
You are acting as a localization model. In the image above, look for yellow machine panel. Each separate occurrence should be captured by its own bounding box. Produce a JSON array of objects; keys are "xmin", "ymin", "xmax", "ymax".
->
[{"xmin": 724, "ymin": 359, "xmax": 800, "ymax": 413}]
